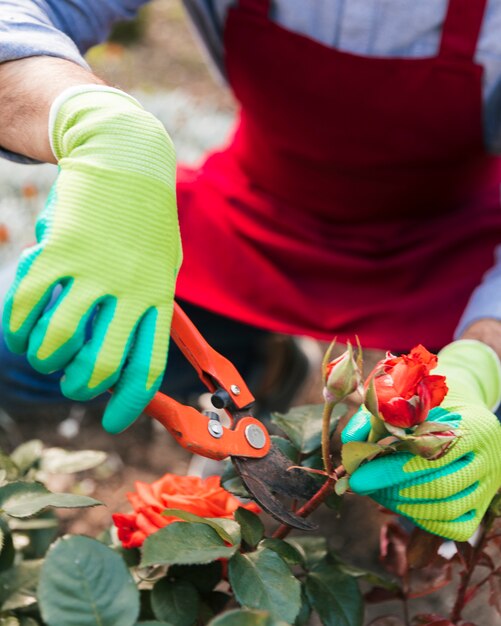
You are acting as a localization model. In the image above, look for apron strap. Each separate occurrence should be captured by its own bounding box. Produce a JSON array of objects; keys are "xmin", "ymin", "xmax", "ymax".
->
[
  {"xmin": 439, "ymin": 0, "xmax": 488, "ymax": 61},
  {"xmin": 238, "ymin": 0, "xmax": 270, "ymax": 17}
]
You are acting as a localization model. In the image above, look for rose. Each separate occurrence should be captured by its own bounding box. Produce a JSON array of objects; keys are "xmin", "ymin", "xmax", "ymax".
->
[
  {"xmin": 112, "ymin": 473, "xmax": 260, "ymax": 549},
  {"xmin": 323, "ymin": 342, "xmax": 362, "ymax": 403},
  {"xmin": 365, "ymin": 345, "xmax": 448, "ymax": 428}
]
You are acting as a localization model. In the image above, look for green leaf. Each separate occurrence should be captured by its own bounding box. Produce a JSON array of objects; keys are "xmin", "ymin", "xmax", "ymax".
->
[
  {"xmin": 10, "ymin": 440, "xmax": 43, "ymax": 474},
  {"xmin": 151, "ymin": 579, "xmax": 199, "ymax": 626},
  {"xmin": 235, "ymin": 508, "xmax": 264, "ymax": 548},
  {"xmin": 334, "ymin": 476, "xmax": 350, "ymax": 496},
  {"xmin": 136, "ymin": 623, "xmax": 174, "ymax": 626},
  {"xmin": 141, "ymin": 523, "xmax": 239, "ymax": 567},
  {"xmin": 259, "ymin": 539, "xmax": 303, "ymax": 567},
  {"xmin": 161, "ymin": 509, "xmax": 237, "ymax": 544},
  {"xmin": 0, "ymin": 617, "xmax": 20, "ymax": 626},
  {"xmin": 41, "ymin": 448, "xmax": 106, "ymax": 474},
  {"xmin": 0, "ymin": 454, "xmax": 20, "ymax": 482},
  {"xmin": 341, "ymin": 441, "xmax": 383, "ymax": 475},
  {"xmin": 169, "ymin": 562, "xmax": 222, "ymax": 594},
  {"xmin": 0, "ymin": 517, "xmax": 15, "ymax": 572},
  {"xmin": 305, "ymin": 558, "xmax": 363, "ymax": 626},
  {"xmin": 16, "ymin": 511, "xmax": 58, "ymax": 560},
  {"xmin": 0, "ymin": 560, "xmax": 42, "ymax": 610},
  {"xmin": 272, "ymin": 404, "xmax": 346, "ymax": 455},
  {"xmin": 295, "ymin": 588, "xmax": 312, "ymax": 626},
  {"xmin": 19, "ymin": 619, "xmax": 40, "ymax": 626},
  {"xmin": 228, "ymin": 548, "xmax": 301, "ymax": 623},
  {"xmin": 221, "ymin": 463, "xmax": 251, "ymax": 499},
  {"xmin": 209, "ymin": 609, "xmax": 290, "ymax": 626},
  {"xmin": 270, "ymin": 436, "xmax": 300, "ymax": 463},
  {"xmin": 285, "ymin": 537, "xmax": 328, "ymax": 570},
  {"xmin": 0, "ymin": 482, "xmax": 101, "ymax": 518},
  {"xmin": 38, "ymin": 535, "xmax": 139, "ymax": 626}
]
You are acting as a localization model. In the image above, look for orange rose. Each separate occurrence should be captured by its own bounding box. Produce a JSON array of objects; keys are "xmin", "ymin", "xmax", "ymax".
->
[
  {"xmin": 366, "ymin": 345, "xmax": 448, "ymax": 428},
  {"xmin": 112, "ymin": 473, "xmax": 260, "ymax": 549}
]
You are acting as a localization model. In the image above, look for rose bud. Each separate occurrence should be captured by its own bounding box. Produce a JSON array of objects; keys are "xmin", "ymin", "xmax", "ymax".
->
[{"xmin": 323, "ymin": 342, "xmax": 362, "ymax": 403}]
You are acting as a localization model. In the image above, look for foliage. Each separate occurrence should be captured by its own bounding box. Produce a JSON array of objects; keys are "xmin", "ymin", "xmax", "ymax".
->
[{"xmin": 0, "ymin": 345, "xmax": 499, "ymax": 624}]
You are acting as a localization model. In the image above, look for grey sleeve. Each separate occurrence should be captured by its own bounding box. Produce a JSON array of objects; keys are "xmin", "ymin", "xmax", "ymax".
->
[{"xmin": 0, "ymin": 0, "xmax": 150, "ymax": 162}]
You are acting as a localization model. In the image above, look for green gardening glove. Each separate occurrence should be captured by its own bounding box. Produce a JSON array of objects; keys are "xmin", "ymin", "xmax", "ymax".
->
[
  {"xmin": 341, "ymin": 340, "xmax": 501, "ymax": 541},
  {"xmin": 2, "ymin": 86, "xmax": 182, "ymax": 433}
]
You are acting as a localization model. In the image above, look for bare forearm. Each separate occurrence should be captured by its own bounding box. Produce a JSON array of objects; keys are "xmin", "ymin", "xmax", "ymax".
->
[
  {"xmin": 460, "ymin": 318, "xmax": 501, "ymax": 361},
  {"xmin": 0, "ymin": 57, "xmax": 104, "ymax": 163}
]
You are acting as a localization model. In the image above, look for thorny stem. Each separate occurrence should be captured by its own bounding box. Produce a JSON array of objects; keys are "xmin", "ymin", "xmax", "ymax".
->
[
  {"xmin": 274, "ymin": 388, "xmax": 348, "ymax": 540},
  {"xmin": 321, "ymin": 401, "xmax": 335, "ymax": 476},
  {"xmin": 449, "ymin": 510, "xmax": 497, "ymax": 623}
]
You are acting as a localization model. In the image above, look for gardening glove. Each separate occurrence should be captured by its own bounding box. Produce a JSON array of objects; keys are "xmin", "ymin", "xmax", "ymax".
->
[
  {"xmin": 2, "ymin": 86, "xmax": 182, "ymax": 433},
  {"xmin": 341, "ymin": 340, "xmax": 501, "ymax": 541}
]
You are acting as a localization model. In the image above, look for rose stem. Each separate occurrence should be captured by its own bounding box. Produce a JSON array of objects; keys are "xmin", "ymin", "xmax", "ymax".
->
[{"xmin": 321, "ymin": 400, "xmax": 335, "ymax": 476}]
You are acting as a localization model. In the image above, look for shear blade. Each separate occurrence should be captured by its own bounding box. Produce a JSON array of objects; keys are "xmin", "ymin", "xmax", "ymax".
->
[{"xmin": 232, "ymin": 445, "xmax": 320, "ymax": 530}]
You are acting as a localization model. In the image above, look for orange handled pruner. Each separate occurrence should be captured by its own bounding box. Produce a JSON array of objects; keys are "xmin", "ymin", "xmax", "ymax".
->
[{"xmin": 144, "ymin": 303, "xmax": 317, "ymax": 530}]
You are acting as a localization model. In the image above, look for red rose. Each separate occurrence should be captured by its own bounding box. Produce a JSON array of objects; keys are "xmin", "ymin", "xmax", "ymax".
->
[
  {"xmin": 366, "ymin": 345, "xmax": 448, "ymax": 428},
  {"xmin": 112, "ymin": 473, "xmax": 260, "ymax": 549}
]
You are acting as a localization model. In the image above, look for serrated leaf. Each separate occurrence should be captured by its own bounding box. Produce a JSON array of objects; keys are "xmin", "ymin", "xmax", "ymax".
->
[
  {"xmin": 10, "ymin": 441, "xmax": 43, "ymax": 474},
  {"xmin": 0, "ymin": 517, "xmax": 15, "ymax": 572},
  {"xmin": 151, "ymin": 578, "xmax": 199, "ymax": 626},
  {"xmin": 341, "ymin": 441, "xmax": 383, "ymax": 474},
  {"xmin": 305, "ymin": 558, "xmax": 363, "ymax": 626},
  {"xmin": 41, "ymin": 448, "xmax": 106, "ymax": 474},
  {"xmin": 141, "ymin": 523, "xmax": 239, "ymax": 567},
  {"xmin": 169, "ymin": 562, "xmax": 222, "ymax": 593},
  {"xmin": 259, "ymin": 538, "xmax": 303, "ymax": 567},
  {"xmin": 228, "ymin": 548, "xmax": 301, "ymax": 623},
  {"xmin": 235, "ymin": 508, "xmax": 264, "ymax": 548},
  {"xmin": 270, "ymin": 436, "xmax": 300, "ymax": 463},
  {"xmin": 0, "ymin": 560, "xmax": 42, "ymax": 610},
  {"xmin": 38, "ymin": 535, "xmax": 139, "ymax": 626},
  {"xmin": 0, "ymin": 482, "xmax": 100, "ymax": 518},
  {"xmin": 285, "ymin": 537, "xmax": 328, "ymax": 570},
  {"xmin": 162, "ymin": 509, "xmax": 236, "ymax": 544},
  {"xmin": 209, "ymin": 609, "xmax": 289, "ymax": 626},
  {"xmin": 295, "ymin": 588, "xmax": 312, "ymax": 626},
  {"xmin": 272, "ymin": 404, "xmax": 346, "ymax": 455}
]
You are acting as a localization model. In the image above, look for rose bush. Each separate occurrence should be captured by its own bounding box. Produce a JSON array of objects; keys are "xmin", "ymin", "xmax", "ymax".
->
[{"xmin": 112, "ymin": 474, "xmax": 260, "ymax": 548}]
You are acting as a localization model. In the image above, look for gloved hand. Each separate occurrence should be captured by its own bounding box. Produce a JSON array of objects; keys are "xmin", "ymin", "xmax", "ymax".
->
[
  {"xmin": 2, "ymin": 86, "xmax": 182, "ymax": 433},
  {"xmin": 341, "ymin": 340, "xmax": 501, "ymax": 541}
]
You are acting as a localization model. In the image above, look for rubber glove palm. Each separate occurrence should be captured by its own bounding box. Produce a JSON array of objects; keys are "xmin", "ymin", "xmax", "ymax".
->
[
  {"xmin": 2, "ymin": 87, "xmax": 182, "ymax": 433},
  {"xmin": 341, "ymin": 340, "xmax": 501, "ymax": 541}
]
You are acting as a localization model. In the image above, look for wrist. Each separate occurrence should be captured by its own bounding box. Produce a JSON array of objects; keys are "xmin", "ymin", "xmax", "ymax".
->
[
  {"xmin": 459, "ymin": 318, "xmax": 501, "ymax": 361},
  {"xmin": 0, "ymin": 57, "xmax": 104, "ymax": 163}
]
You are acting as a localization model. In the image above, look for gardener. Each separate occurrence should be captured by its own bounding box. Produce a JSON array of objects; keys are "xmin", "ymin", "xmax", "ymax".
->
[{"xmin": 0, "ymin": 0, "xmax": 501, "ymax": 541}]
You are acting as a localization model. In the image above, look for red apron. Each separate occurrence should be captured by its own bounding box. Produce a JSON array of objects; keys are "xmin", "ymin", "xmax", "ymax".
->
[{"xmin": 175, "ymin": 0, "xmax": 501, "ymax": 351}]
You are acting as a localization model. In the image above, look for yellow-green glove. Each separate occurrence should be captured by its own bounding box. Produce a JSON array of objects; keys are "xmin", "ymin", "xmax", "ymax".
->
[
  {"xmin": 2, "ymin": 86, "xmax": 182, "ymax": 433},
  {"xmin": 341, "ymin": 340, "xmax": 501, "ymax": 541}
]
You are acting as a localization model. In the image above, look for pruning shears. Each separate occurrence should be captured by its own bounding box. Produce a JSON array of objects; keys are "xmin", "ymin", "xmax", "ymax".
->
[{"xmin": 144, "ymin": 302, "xmax": 317, "ymax": 530}]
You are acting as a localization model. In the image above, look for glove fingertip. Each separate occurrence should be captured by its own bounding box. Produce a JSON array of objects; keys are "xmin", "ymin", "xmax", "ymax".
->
[{"xmin": 341, "ymin": 407, "xmax": 372, "ymax": 443}]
